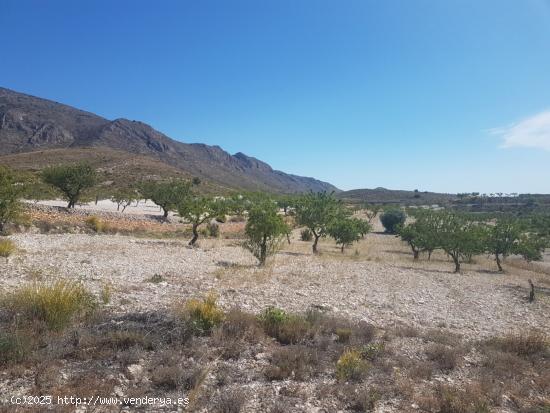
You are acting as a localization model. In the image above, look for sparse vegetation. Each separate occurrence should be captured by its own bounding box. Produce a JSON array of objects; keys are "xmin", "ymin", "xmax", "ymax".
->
[
  {"xmin": 336, "ymin": 348, "xmax": 369, "ymax": 381},
  {"xmin": 176, "ymin": 293, "xmax": 225, "ymax": 335},
  {"xmin": 140, "ymin": 179, "xmax": 192, "ymax": 219},
  {"xmin": 178, "ymin": 196, "xmax": 227, "ymax": 245}
]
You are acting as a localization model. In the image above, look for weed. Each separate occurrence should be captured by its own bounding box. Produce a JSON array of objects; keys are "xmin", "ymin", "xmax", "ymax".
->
[
  {"xmin": 2, "ymin": 281, "xmax": 97, "ymax": 331},
  {"xmin": 176, "ymin": 293, "xmax": 225, "ymax": 335},
  {"xmin": 0, "ymin": 239, "xmax": 16, "ymax": 258},
  {"xmin": 336, "ymin": 349, "xmax": 369, "ymax": 381}
]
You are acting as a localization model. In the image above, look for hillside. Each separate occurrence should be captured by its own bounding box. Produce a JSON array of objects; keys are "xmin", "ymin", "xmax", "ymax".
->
[
  {"xmin": 337, "ymin": 187, "xmax": 457, "ymax": 205},
  {"xmin": 0, "ymin": 87, "xmax": 338, "ymax": 193}
]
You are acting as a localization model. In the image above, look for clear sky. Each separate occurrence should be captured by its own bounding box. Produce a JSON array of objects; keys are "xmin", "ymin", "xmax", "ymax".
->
[{"xmin": 2, "ymin": 0, "xmax": 550, "ymax": 193}]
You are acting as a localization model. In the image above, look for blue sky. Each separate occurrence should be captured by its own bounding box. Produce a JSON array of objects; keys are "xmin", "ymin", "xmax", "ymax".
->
[{"xmin": 1, "ymin": 0, "xmax": 550, "ymax": 193}]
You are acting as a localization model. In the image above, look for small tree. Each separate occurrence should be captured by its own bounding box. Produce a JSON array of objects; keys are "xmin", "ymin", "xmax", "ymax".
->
[
  {"xmin": 435, "ymin": 211, "xmax": 485, "ymax": 273},
  {"xmin": 243, "ymin": 199, "xmax": 288, "ymax": 265},
  {"xmin": 328, "ymin": 217, "xmax": 368, "ymax": 253},
  {"xmin": 178, "ymin": 196, "xmax": 227, "ymax": 246},
  {"xmin": 294, "ymin": 192, "xmax": 343, "ymax": 253},
  {"xmin": 363, "ymin": 203, "xmax": 382, "ymax": 224},
  {"xmin": 0, "ymin": 167, "xmax": 22, "ymax": 234},
  {"xmin": 141, "ymin": 179, "xmax": 192, "ymax": 219},
  {"xmin": 380, "ymin": 208, "xmax": 406, "ymax": 234},
  {"xmin": 111, "ymin": 188, "xmax": 138, "ymax": 213},
  {"xmin": 42, "ymin": 163, "xmax": 97, "ymax": 208},
  {"xmin": 399, "ymin": 209, "xmax": 440, "ymax": 260}
]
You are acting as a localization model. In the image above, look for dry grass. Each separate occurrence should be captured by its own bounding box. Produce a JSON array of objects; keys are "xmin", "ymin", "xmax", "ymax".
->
[
  {"xmin": 336, "ymin": 348, "xmax": 370, "ymax": 381},
  {"xmin": 0, "ymin": 238, "xmax": 16, "ymax": 258},
  {"xmin": 265, "ymin": 345, "xmax": 319, "ymax": 381},
  {"xmin": 174, "ymin": 292, "xmax": 225, "ymax": 335},
  {"xmin": 1, "ymin": 280, "xmax": 97, "ymax": 330}
]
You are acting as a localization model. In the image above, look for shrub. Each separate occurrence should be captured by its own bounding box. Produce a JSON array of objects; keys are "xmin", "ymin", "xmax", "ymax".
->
[
  {"xmin": 265, "ymin": 346, "xmax": 319, "ymax": 381},
  {"xmin": 336, "ymin": 328, "xmax": 352, "ymax": 343},
  {"xmin": 0, "ymin": 329, "xmax": 34, "ymax": 364},
  {"xmin": 100, "ymin": 282, "xmax": 112, "ymax": 304},
  {"xmin": 426, "ymin": 344, "xmax": 461, "ymax": 371},
  {"xmin": 212, "ymin": 388, "xmax": 245, "ymax": 413},
  {"xmin": 177, "ymin": 293, "xmax": 225, "ymax": 335},
  {"xmin": 42, "ymin": 163, "xmax": 97, "ymax": 208},
  {"xmin": 300, "ymin": 228, "xmax": 313, "ymax": 241},
  {"xmin": 379, "ymin": 208, "xmax": 406, "ymax": 234},
  {"xmin": 258, "ymin": 307, "xmax": 312, "ymax": 344},
  {"xmin": 484, "ymin": 330, "xmax": 548, "ymax": 357},
  {"xmin": 212, "ymin": 308, "xmax": 265, "ymax": 359},
  {"xmin": 85, "ymin": 216, "xmax": 104, "ymax": 232},
  {"xmin": 328, "ymin": 217, "xmax": 367, "ymax": 252},
  {"xmin": 2, "ymin": 281, "xmax": 97, "ymax": 331},
  {"xmin": 336, "ymin": 349, "xmax": 369, "ymax": 381},
  {"xmin": 0, "ymin": 239, "xmax": 16, "ymax": 258}
]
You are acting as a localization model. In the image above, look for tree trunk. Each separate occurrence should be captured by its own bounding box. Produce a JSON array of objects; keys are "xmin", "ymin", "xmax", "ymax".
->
[
  {"xmin": 341, "ymin": 244, "xmax": 345, "ymax": 253},
  {"xmin": 259, "ymin": 235, "xmax": 267, "ymax": 266},
  {"xmin": 312, "ymin": 233, "xmax": 320, "ymax": 254},
  {"xmin": 528, "ymin": 279, "xmax": 535, "ymax": 302},
  {"xmin": 428, "ymin": 250, "xmax": 433, "ymax": 261},
  {"xmin": 122, "ymin": 204, "xmax": 128, "ymax": 213},
  {"xmin": 412, "ymin": 246, "xmax": 419, "ymax": 260},
  {"xmin": 189, "ymin": 224, "xmax": 199, "ymax": 246},
  {"xmin": 67, "ymin": 200, "xmax": 75, "ymax": 209},
  {"xmin": 496, "ymin": 253, "xmax": 503, "ymax": 272},
  {"xmin": 452, "ymin": 255, "xmax": 460, "ymax": 273},
  {"xmin": 95, "ymin": 195, "xmax": 99, "ymax": 205},
  {"xmin": 286, "ymin": 233, "xmax": 291, "ymax": 244},
  {"xmin": 163, "ymin": 208, "xmax": 169, "ymax": 219}
]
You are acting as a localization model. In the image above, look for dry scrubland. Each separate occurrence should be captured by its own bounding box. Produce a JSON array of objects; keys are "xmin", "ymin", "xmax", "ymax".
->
[{"xmin": 0, "ymin": 206, "xmax": 549, "ymax": 412}]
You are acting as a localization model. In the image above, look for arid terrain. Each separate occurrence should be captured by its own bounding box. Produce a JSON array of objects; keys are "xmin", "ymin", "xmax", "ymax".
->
[{"xmin": 0, "ymin": 203, "xmax": 548, "ymax": 412}]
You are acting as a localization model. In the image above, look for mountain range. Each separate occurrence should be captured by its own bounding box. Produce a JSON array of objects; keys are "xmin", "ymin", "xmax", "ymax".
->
[{"xmin": 0, "ymin": 87, "xmax": 338, "ymax": 193}]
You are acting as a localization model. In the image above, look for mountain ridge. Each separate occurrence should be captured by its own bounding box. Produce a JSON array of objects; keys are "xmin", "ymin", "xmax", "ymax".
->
[{"xmin": 0, "ymin": 87, "xmax": 338, "ymax": 193}]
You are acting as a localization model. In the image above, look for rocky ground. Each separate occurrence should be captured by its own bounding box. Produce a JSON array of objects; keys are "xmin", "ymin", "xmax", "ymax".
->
[{"xmin": 0, "ymin": 207, "xmax": 548, "ymax": 412}]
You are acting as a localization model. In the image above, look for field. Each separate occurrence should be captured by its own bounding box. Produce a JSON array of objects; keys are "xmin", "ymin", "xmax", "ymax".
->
[{"xmin": 0, "ymin": 204, "xmax": 549, "ymax": 412}]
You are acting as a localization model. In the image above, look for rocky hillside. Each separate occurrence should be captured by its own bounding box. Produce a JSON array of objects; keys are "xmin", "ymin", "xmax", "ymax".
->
[{"xmin": 0, "ymin": 87, "xmax": 338, "ymax": 193}]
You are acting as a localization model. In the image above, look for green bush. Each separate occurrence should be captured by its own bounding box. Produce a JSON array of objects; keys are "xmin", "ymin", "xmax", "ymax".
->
[
  {"xmin": 42, "ymin": 163, "xmax": 97, "ymax": 208},
  {"xmin": 380, "ymin": 208, "xmax": 406, "ymax": 234}
]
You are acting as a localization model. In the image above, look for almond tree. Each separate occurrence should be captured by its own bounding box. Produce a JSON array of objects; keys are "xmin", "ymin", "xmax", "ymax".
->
[
  {"xmin": 243, "ymin": 198, "xmax": 289, "ymax": 265},
  {"xmin": 294, "ymin": 192, "xmax": 342, "ymax": 254},
  {"xmin": 42, "ymin": 163, "xmax": 97, "ymax": 208},
  {"xmin": 178, "ymin": 196, "xmax": 227, "ymax": 246},
  {"xmin": 141, "ymin": 179, "xmax": 191, "ymax": 219},
  {"xmin": 328, "ymin": 217, "xmax": 368, "ymax": 253}
]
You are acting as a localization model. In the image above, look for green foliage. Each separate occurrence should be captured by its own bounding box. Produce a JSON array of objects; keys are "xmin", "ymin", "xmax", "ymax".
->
[
  {"xmin": 1, "ymin": 281, "xmax": 97, "ymax": 331},
  {"xmin": 0, "ymin": 166, "xmax": 22, "ymax": 234},
  {"xmin": 294, "ymin": 191, "xmax": 343, "ymax": 253},
  {"xmin": 42, "ymin": 163, "xmax": 97, "ymax": 208},
  {"xmin": 0, "ymin": 239, "xmax": 17, "ymax": 258},
  {"xmin": 432, "ymin": 211, "xmax": 486, "ymax": 273},
  {"xmin": 177, "ymin": 196, "xmax": 227, "ymax": 245},
  {"xmin": 399, "ymin": 209, "xmax": 441, "ymax": 260},
  {"xmin": 483, "ymin": 218, "xmax": 543, "ymax": 270},
  {"xmin": 111, "ymin": 187, "xmax": 137, "ymax": 212},
  {"xmin": 363, "ymin": 203, "xmax": 382, "ymax": 224},
  {"xmin": 140, "ymin": 179, "xmax": 192, "ymax": 218},
  {"xmin": 380, "ymin": 208, "xmax": 406, "ymax": 234},
  {"xmin": 243, "ymin": 198, "xmax": 288, "ymax": 265},
  {"xmin": 328, "ymin": 217, "xmax": 368, "ymax": 252}
]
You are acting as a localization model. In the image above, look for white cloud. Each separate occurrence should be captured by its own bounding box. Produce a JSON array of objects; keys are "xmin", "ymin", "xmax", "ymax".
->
[{"xmin": 491, "ymin": 110, "xmax": 550, "ymax": 151}]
